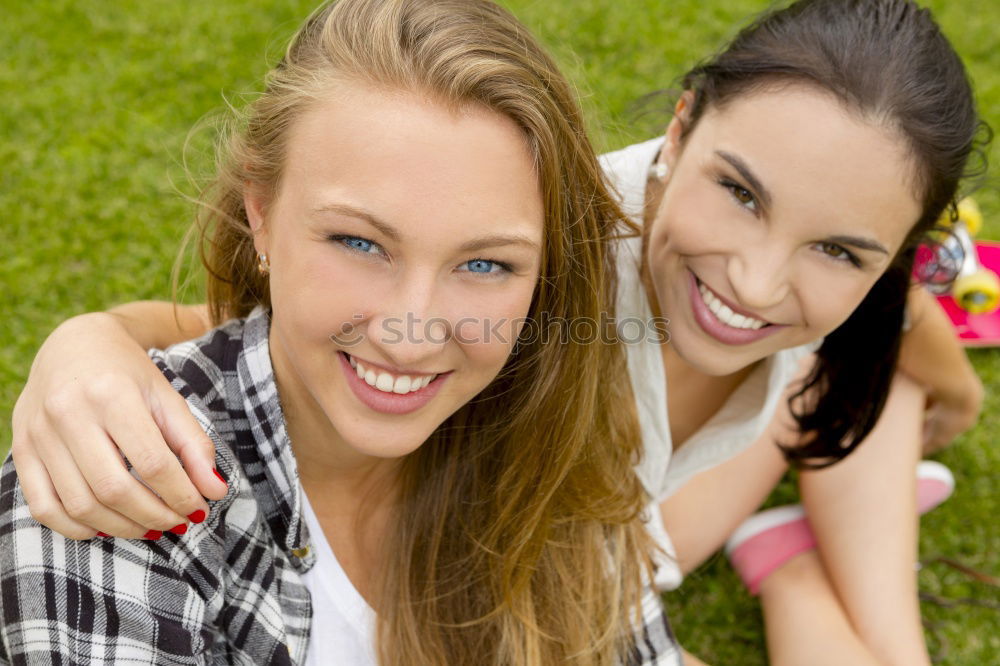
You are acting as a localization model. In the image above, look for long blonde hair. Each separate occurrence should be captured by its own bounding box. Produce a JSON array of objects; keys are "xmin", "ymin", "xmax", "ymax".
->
[{"xmin": 193, "ymin": 0, "xmax": 652, "ymax": 662}]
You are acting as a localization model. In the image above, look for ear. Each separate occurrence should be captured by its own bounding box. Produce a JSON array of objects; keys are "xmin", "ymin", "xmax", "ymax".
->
[
  {"xmin": 659, "ymin": 90, "xmax": 696, "ymax": 170},
  {"xmin": 244, "ymin": 183, "xmax": 270, "ymax": 256}
]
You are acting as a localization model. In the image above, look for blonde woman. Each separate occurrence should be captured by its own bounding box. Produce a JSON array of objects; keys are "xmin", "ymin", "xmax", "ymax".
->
[
  {"xmin": 9, "ymin": 0, "xmax": 989, "ymax": 664},
  {"xmin": 0, "ymin": 1, "xmax": 678, "ymax": 663}
]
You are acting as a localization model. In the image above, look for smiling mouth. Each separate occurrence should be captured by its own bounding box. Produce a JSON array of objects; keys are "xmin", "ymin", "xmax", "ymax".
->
[
  {"xmin": 344, "ymin": 353, "xmax": 438, "ymax": 395},
  {"xmin": 695, "ymin": 280, "xmax": 772, "ymax": 330}
]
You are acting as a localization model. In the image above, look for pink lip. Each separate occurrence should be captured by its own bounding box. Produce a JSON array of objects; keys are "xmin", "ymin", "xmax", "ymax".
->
[
  {"xmin": 687, "ymin": 271, "xmax": 785, "ymax": 345},
  {"xmin": 338, "ymin": 352, "xmax": 449, "ymax": 415}
]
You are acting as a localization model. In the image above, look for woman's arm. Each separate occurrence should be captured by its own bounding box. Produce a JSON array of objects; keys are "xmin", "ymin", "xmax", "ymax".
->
[
  {"xmin": 897, "ymin": 287, "xmax": 983, "ymax": 452},
  {"xmin": 107, "ymin": 300, "xmax": 213, "ymax": 349},
  {"xmin": 10, "ymin": 301, "xmax": 223, "ymax": 538},
  {"xmin": 0, "ymin": 450, "xmax": 224, "ymax": 662}
]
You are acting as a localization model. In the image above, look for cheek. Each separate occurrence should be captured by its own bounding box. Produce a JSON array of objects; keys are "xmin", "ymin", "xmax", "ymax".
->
[
  {"xmin": 651, "ymin": 179, "xmax": 739, "ymax": 263},
  {"xmin": 449, "ymin": 279, "xmax": 537, "ymax": 367},
  {"xmin": 270, "ymin": 242, "xmax": 392, "ymax": 341},
  {"xmin": 798, "ymin": 272, "xmax": 877, "ymax": 334}
]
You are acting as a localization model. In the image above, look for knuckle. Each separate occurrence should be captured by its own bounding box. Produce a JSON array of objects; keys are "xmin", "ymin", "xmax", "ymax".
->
[
  {"xmin": 27, "ymin": 500, "xmax": 59, "ymax": 526},
  {"xmin": 91, "ymin": 474, "xmax": 128, "ymax": 505},
  {"xmin": 62, "ymin": 495, "xmax": 98, "ymax": 522},
  {"xmin": 41, "ymin": 389, "xmax": 77, "ymax": 421},
  {"xmin": 129, "ymin": 448, "xmax": 174, "ymax": 482},
  {"xmin": 84, "ymin": 372, "xmax": 127, "ymax": 403}
]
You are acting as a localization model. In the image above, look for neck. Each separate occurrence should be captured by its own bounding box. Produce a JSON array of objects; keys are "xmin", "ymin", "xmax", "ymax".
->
[{"xmin": 268, "ymin": 332, "xmax": 403, "ymax": 511}]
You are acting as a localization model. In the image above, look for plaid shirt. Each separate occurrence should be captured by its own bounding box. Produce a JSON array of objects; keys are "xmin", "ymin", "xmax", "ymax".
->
[{"xmin": 0, "ymin": 307, "xmax": 680, "ymax": 665}]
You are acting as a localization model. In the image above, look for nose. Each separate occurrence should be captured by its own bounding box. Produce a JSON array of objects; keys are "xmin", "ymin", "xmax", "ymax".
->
[
  {"xmin": 367, "ymin": 271, "xmax": 451, "ymax": 369},
  {"xmin": 726, "ymin": 241, "xmax": 792, "ymax": 313}
]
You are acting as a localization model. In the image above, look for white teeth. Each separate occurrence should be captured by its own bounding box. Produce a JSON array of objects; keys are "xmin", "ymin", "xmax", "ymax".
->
[
  {"xmin": 350, "ymin": 356, "xmax": 437, "ymax": 395},
  {"xmin": 697, "ymin": 283, "xmax": 768, "ymax": 330},
  {"xmin": 348, "ymin": 355, "xmax": 357, "ymax": 369},
  {"xmin": 375, "ymin": 372, "xmax": 394, "ymax": 392}
]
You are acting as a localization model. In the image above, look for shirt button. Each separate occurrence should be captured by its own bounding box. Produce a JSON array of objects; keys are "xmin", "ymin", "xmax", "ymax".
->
[{"xmin": 292, "ymin": 546, "xmax": 310, "ymax": 558}]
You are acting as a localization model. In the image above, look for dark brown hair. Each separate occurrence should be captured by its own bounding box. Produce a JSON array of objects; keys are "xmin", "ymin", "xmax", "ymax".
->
[{"xmin": 679, "ymin": 0, "xmax": 990, "ymax": 465}]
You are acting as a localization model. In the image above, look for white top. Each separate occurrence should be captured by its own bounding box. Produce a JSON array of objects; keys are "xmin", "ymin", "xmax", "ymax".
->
[
  {"xmin": 299, "ymin": 487, "xmax": 378, "ymax": 666},
  {"xmin": 600, "ymin": 138, "xmax": 819, "ymax": 589}
]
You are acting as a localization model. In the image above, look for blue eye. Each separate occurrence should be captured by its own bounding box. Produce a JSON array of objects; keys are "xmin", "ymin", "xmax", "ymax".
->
[
  {"xmin": 460, "ymin": 258, "xmax": 510, "ymax": 275},
  {"xmin": 343, "ymin": 237, "xmax": 374, "ymax": 252},
  {"xmin": 467, "ymin": 259, "xmax": 494, "ymax": 273},
  {"xmin": 328, "ymin": 234, "xmax": 383, "ymax": 256}
]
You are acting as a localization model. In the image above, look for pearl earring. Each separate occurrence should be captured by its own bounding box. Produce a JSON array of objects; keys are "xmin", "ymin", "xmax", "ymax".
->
[
  {"xmin": 648, "ymin": 161, "xmax": 670, "ymax": 182},
  {"xmin": 257, "ymin": 252, "xmax": 270, "ymax": 274}
]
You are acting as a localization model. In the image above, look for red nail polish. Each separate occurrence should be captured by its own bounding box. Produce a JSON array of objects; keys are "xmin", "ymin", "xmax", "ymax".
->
[
  {"xmin": 96, "ymin": 532, "xmax": 110, "ymax": 538},
  {"xmin": 143, "ymin": 530, "xmax": 163, "ymax": 540},
  {"xmin": 213, "ymin": 469, "xmax": 228, "ymax": 486},
  {"xmin": 187, "ymin": 510, "xmax": 207, "ymax": 524},
  {"xmin": 168, "ymin": 523, "xmax": 188, "ymax": 535}
]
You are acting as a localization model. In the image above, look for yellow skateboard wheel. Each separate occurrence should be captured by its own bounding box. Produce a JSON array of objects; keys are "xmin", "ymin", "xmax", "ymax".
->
[
  {"xmin": 953, "ymin": 269, "xmax": 1000, "ymax": 314},
  {"xmin": 957, "ymin": 197, "xmax": 983, "ymax": 236},
  {"xmin": 936, "ymin": 196, "xmax": 983, "ymax": 236}
]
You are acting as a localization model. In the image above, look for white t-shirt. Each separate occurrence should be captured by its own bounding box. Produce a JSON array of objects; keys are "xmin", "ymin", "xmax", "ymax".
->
[
  {"xmin": 600, "ymin": 138, "xmax": 819, "ymax": 589},
  {"xmin": 299, "ymin": 487, "xmax": 378, "ymax": 666}
]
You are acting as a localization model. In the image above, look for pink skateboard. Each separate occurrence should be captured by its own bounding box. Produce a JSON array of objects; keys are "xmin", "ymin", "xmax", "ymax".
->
[{"xmin": 935, "ymin": 241, "xmax": 1000, "ymax": 347}]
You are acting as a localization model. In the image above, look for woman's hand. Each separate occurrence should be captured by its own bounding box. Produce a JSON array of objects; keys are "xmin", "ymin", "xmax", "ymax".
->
[
  {"xmin": 898, "ymin": 287, "xmax": 984, "ymax": 454},
  {"xmin": 921, "ymin": 370, "xmax": 983, "ymax": 454},
  {"xmin": 10, "ymin": 310, "xmax": 226, "ymax": 539}
]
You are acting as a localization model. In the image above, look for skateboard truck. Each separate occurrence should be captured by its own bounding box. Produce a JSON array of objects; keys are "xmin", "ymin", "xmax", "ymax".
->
[{"xmin": 922, "ymin": 197, "xmax": 1000, "ymax": 315}]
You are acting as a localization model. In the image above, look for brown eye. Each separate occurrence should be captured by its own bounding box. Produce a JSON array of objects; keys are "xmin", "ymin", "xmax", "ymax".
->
[
  {"xmin": 719, "ymin": 178, "xmax": 758, "ymax": 212},
  {"xmin": 815, "ymin": 242, "xmax": 859, "ymax": 267},
  {"xmin": 732, "ymin": 186, "xmax": 754, "ymax": 205},
  {"xmin": 823, "ymin": 243, "xmax": 845, "ymax": 258}
]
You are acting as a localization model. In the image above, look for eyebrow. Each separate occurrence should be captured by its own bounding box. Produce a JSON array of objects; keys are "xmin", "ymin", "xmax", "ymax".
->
[
  {"xmin": 715, "ymin": 150, "xmax": 773, "ymax": 209},
  {"xmin": 712, "ymin": 154, "xmax": 889, "ymax": 256},
  {"xmin": 312, "ymin": 202, "xmax": 540, "ymax": 253},
  {"xmin": 825, "ymin": 235, "xmax": 889, "ymax": 255},
  {"xmin": 313, "ymin": 203, "xmax": 401, "ymax": 242}
]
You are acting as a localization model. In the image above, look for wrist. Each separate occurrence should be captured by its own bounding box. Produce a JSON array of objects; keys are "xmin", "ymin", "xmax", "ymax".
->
[{"xmin": 928, "ymin": 370, "xmax": 983, "ymax": 416}]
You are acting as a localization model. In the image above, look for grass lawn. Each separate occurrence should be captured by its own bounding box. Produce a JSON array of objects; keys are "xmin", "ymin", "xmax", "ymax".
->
[{"xmin": 2, "ymin": 0, "xmax": 997, "ymax": 662}]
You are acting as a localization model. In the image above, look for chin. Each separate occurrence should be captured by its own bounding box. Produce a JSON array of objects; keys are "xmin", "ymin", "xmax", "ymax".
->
[
  {"xmin": 340, "ymin": 425, "xmax": 431, "ymax": 459},
  {"xmin": 669, "ymin": 329, "xmax": 765, "ymax": 376}
]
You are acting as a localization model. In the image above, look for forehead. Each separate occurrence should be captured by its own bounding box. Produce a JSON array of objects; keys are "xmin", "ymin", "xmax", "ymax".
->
[
  {"xmin": 276, "ymin": 81, "xmax": 544, "ymax": 244},
  {"xmin": 688, "ymin": 85, "xmax": 924, "ymax": 251}
]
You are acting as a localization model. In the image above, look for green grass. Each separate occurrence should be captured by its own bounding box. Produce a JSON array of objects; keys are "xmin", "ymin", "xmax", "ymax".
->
[{"xmin": 2, "ymin": 1, "xmax": 997, "ymax": 662}]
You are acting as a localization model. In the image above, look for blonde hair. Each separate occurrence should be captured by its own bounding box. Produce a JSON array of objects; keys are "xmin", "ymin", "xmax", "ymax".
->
[{"xmin": 193, "ymin": 0, "xmax": 652, "ymax": 662}]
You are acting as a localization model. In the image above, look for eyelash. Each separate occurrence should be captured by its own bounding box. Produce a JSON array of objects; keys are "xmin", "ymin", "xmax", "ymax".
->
[
  {"xmin": 717, "ymin": 177, "xmax": 758, "ymax": 213},
  {"xmin": 326, "ymin": 234, "xmax": 515, "ymax": 276},
  {"xmin": 814, "ymin": 242, "xmax": 861, "ymax": 268},
  {"xmin": 328, "ymin": 234, "xmax": 386, "ymax": 258},
  {"xmin": 713, "ymin": 180, "xmax": 865, "ymax": 269}
]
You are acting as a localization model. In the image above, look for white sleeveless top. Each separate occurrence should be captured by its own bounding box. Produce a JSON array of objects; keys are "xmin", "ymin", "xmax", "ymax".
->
[
  {"xmin": 600, "ymin": 138, "xmax": 820, "ymax": 588},
  {"xmin": 300, "ymin": 488, "xmax": 379, "ymax": 666}
]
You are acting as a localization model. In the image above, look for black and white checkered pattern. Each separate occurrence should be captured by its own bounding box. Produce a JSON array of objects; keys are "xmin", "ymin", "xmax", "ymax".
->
[{"xmin": 1, "ymin": 307, "xmax": 680, "ymax": 665}]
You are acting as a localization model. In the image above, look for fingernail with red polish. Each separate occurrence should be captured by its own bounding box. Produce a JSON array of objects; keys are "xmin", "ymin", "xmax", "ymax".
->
[
  {"xmin": 187, "ymin": 510, "xmax": 207, "ymax": 524},
  {"xmin": 168, "ymin": 523, "xmax": 188, "ymax": 535},
  {"xmin": 213, "ymin": 469, "xmax": 228, "ymax": 486},
  {"xmin": 143, "ymin": 530, "xmax": 163, "ymax": 540},
  {"xmin": 96, "ymin": 532, "xmax": 110, "ymax": 538}
]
